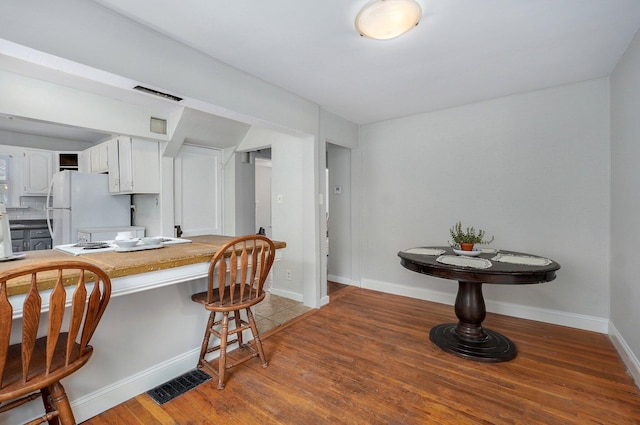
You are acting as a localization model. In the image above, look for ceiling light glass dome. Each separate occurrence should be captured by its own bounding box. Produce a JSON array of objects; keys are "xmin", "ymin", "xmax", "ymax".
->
[{"xmin": 355, "ymin": 0, "xmax": 422, "ymax": 40}]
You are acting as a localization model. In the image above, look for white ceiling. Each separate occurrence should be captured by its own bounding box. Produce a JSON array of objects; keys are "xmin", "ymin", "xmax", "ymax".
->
[
  {"xmin": 88, "ymin": 0, "xmax": 640, "ymax": 125},
  {"xmin": 3, "ymin": 1, "xmax": 640, "ymax": 144}
]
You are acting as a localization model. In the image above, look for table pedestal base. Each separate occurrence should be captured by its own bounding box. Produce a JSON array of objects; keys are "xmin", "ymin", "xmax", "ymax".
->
[{"xmin": 429, "ymin": 323, "xmax": 517, "ymax": 363}]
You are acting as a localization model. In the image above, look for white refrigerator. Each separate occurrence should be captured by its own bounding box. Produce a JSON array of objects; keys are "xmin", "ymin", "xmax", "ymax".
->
[{"xmin": 47, "ymin": 171, "xmax": 132, "ymax": 246}]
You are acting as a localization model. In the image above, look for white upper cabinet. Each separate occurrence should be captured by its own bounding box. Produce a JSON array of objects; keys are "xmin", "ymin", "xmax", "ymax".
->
[
  {"xmin": 22, "ymin": 149, "xmax": 53, "ymax": 195},
  {"xmin": 78, "ymin": 150, "xmax": 90, "ymax": 173},
  {"xmin": 90, "ymin": 143, "xmax": 109, "ymax": 173},
  {"xmin": 108, "ymin": 137, "xmax": 160, "ymax": 194},
  {"xmin": 107, "ymin": 137, "xmax": 120, "ymax": 193}
]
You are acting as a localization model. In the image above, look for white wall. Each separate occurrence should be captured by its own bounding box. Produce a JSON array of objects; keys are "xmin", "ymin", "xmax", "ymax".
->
[
  {"xmin": 0, "ymin": 69, "xmax": 171, "ymax": 141},
  {"xmin": 320, "ymin": 109, "xmax": 360, "ymax": 150},
  {"xmin": 359, "ymin": 79, "xmax": 611, "ymax": 325},
  {"xmin": 610, "ymin": 28, "xmax": 640, "ymax": 380},
  {"xmin": 236, "ymin": 127, "xmax": 315, "ymax": 304}
]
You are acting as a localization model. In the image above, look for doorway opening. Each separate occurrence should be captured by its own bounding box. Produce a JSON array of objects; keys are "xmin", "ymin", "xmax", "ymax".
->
[
  {"xmin": 254, "ymin": 150, "xmax": 272, "ymax": 238},
  {"xmin": 326, "ymin": 143, "xmax": 352, "ymax": 287}
]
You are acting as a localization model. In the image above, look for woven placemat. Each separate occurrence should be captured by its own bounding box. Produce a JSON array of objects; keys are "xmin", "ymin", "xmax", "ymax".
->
[
  {"xmin": 436, "ymin": 255, "xmax": 492, "ymax": 269},
  {"xmin": 402, "ymin": 247, "xmax": 446, "ymax": 256}
]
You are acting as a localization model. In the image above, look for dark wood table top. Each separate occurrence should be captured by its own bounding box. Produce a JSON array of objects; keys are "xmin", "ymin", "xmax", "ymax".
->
[{"xmin": 398, "ymin": 246, "xmax": 560, "ymax": 285}]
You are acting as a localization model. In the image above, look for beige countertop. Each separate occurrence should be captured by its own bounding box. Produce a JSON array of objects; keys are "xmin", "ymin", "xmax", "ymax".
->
[{"xmin": 2, "ymin": 235, "xmax": 286, "ymax": 297}]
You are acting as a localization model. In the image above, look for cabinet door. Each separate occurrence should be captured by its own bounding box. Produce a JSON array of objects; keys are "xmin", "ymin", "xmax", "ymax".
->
[
  {"xmin": 129, "ymin": 138, "xmax": 159, "ymax": 193},
  {"xmin": 29, "ymin": 238, "xmax": 52, "ymax": 251},
  {"xmin": 91, "ymin": 143, "xmax": 109, "ymax": 173},
  {"xmin": 107, "ymin": 137, "xmax": 159, "ymax": 194},
  {"xmin": 11, "ymin": 239, "xmax": 24, "ymax": 252},
  {"xmin": 10, "ymin": 229, "xmax": 24, "ymax": 252},
  {"xmin": 108, "ymin": 138, "xmax": 121, "ymax": 193},
  {"xmin": 117, "ymin": 137, "xmax": 134, "ymax": 192},
  {"xmin": 78, "ymin": 150, "xmax": 91, "ymax": 173},
  {"xmin": 22, "ymin": 149, "xmax": 53, "ymax": 194}
]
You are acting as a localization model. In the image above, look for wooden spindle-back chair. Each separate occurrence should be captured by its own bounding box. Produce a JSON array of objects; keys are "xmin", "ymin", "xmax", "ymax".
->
[
  {"xmin": 191, "ymin": 235, "xmax": 276, "ymax": 389},
  {"xmin": 0, "ymin": 260, "xmax": 111, "ymax": 425}
]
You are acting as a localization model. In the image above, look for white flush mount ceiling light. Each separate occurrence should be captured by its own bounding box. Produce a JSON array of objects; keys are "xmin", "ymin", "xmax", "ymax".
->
[{"xmin": 355, "ymin": 0, "xmax": 422, "ymax": 40}]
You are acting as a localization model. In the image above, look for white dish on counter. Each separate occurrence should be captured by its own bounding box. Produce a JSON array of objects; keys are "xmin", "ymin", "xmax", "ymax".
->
[
  {"xmin": 114, "ymin": 239, "xmax": 140, "ymax": 248},
  {"xmin": 114, "ymin": 243, "xmax": 164, "ymax": 252},
  {"xmin": 141, "ymin": 237, "xmax": 163, "ymax": 246}
]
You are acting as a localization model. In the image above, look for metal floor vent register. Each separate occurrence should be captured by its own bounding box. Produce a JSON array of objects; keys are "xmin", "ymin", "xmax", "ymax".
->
[{"xmin": 147, "ymin": 369, "xmax": 211, "ymax": 405}]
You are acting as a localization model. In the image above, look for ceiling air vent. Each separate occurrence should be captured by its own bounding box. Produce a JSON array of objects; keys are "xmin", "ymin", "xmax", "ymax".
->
[
  {"xmin": 150, "ymin": 117, "xmax": 167, "ymax": 135},
  {"xmin": 133, "ymin": 85, "xmax": 183, "ymax": 102}
]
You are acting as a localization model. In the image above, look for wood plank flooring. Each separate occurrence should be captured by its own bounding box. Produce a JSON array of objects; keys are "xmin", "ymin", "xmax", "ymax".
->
[{"xmin": 83, "ymin": 288, "xmax": 640, "ymax": 424}]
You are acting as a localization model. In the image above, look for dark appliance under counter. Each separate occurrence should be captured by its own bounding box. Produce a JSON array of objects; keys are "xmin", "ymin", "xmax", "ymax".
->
[{"xmin": 9, "ymin": 220, "xmax": 52, "ymax": 252}]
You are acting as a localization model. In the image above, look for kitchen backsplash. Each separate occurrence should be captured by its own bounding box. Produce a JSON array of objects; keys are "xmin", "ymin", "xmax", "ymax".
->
[{"xmin": 6, "ymin": 196, "xmax": 47, "ymax": 220}]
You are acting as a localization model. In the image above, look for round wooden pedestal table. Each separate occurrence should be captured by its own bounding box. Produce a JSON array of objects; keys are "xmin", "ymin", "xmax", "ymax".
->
[{"xmin": 398, "ymin": 247, "xmax": 560, "ymax": 363}]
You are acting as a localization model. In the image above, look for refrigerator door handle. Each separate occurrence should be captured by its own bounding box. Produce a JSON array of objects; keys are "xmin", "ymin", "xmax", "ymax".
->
[
  {"xmin": 45, "ymin": 175, "xmax": 71, "ymax": 241},
  {"xmin": 46, "ymin": 176, "xmax": 55, "ymax": 241}
]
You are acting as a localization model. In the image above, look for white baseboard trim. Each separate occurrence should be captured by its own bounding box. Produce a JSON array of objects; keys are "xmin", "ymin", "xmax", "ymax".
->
[
  {"xmin": 269, "ymin": 287, "xmax": 303, "ymax": 302},
  {"xmin": 72, "ymin": 348, "xmax": 201, "ymax": 423},
  {"xmin": 362, "ymin": 278, "xmax": 456, "ymax": 306},
  {"xmin": 327, "ymin": 274, "xmax": 359, "ymax": 286},
  {"xmin": 608, "ymin": 321, "xmax": 640, "ymax": 388},
  {"xmin": 361, "ymin": 278, "xmax": 609, "ymax": 334}
]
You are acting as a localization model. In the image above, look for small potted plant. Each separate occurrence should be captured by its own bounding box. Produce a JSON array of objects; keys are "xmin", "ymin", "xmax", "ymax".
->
[{"xmin": 448, "ymin": 221, "xmax": 494, "ymax": 251}]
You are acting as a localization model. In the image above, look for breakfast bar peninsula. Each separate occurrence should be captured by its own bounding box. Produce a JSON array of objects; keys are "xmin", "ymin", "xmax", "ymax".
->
[{"xmin": 3, "ymin": 235, "xmax": 286, "ymax": 424}]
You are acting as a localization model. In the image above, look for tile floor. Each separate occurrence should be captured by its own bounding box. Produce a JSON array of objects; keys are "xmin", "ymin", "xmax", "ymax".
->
[
  {"xmin": 253, "ymin": 282, "xmax": 350, "ymax": 334},
  {"xmin": 253, "ymin": 292, "xmax": 313, "ymax": 334}
]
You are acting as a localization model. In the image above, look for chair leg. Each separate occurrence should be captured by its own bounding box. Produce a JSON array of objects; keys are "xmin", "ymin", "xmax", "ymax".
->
[
  {"xmin": 246, "ymin": 308, "xmax": 268, "ymax": 368},
  {"xmin": 198, "ymin": 311, "xmax": 216, "ymax": 367},
  {"xmin": 217, "ymin": 312, "xmax": 230, "ymax": 389},
  {"xmin": 233, "ymin": 309, "xmax": 244, "ymax": 348},
  {"xmin": 48, "ymin": 381, "xmax": 75, "ymax": 425},
  {"xmin": 40, "ymin": 386, "xmax": 61, "ymax": 425}
]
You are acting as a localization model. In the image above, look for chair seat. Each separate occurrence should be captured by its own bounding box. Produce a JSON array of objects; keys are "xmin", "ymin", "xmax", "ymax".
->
[
  {"xmin": 191, "ymin": 288, "xmax": 266, "ymax": 312},
  {"xmin": 0, "ymin": 333, "xmax": 92, "ymax": 402}
]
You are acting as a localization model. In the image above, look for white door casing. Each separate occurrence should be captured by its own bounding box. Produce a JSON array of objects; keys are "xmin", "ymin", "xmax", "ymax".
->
[{"xmin": 174, "ymin": 145, "xmax": 222, "ymax": 237}]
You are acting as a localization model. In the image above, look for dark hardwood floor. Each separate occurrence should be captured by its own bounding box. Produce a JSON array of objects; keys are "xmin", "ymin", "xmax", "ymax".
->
[
  {"xmin": 327, "ymin": 280, "xmax": 349, "ymax": 296},
  {"xmin": 83, "ymin": 288, "xmax": 640, "ymax": 424}
]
